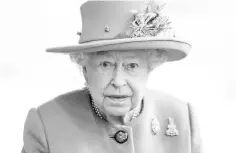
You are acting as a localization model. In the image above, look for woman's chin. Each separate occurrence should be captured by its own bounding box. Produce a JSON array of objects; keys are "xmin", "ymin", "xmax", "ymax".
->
[
  {"xmin": 104, "ymin": 106, "xmax": 130, "ymax": 117},
  {"xmin": 103, "ymin": 97, "xmax": 131, "ymax": 116}
]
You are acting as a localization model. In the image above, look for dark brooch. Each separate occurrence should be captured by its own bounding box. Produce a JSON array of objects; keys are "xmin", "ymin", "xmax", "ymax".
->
[{"xmin": 111, "ymin": 130, "xmax": 128, "ymax": 144}]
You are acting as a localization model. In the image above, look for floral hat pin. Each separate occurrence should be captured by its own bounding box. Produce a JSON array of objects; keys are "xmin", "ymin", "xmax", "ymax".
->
[{"xmin": 130, "ymin": 1, "xmax": 171, "ymax": 38}]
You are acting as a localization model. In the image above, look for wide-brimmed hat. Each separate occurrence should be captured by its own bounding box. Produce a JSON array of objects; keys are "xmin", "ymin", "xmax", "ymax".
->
[{"xmin": 46, "ymin": 0, "xmax": 191, "ymax": 62}]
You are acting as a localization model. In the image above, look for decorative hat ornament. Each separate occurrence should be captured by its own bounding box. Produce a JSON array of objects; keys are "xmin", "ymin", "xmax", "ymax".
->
[
  {"xmin": 130, "ymin": 0, "xmax": 171, "ymax": 38},
  {"xmin": 46, "ymin": 0, "xmax": 191, "ymax": 62}
]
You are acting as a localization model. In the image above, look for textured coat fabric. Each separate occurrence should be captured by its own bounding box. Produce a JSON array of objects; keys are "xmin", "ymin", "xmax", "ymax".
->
[{"xmin": 21, "ymin": 89, "xmax": 202, "ymax": 153}]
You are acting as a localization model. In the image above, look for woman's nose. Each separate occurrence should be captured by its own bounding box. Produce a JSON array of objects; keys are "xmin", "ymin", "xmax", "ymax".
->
[{"xmin": 111, "ymin": 67, "xmax": 127, "ymax": 88}]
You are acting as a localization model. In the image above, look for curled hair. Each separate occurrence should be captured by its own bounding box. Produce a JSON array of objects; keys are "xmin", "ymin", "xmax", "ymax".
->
[
  {"xmin": 69, "ymin": 52, "xmax": 88, "ymax": 67},
  {"xmin": 69, "ymin": 49, "xmax": 167, "ymax": 72},
  {"xmin": 146, "ymin": 49, "xmax": 167, "ymax": 71},
  {"xmin": 69, "ymin": 52, "xmax": 89, "ymax": 75}
]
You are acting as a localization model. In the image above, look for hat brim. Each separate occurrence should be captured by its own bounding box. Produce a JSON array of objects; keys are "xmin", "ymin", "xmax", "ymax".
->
[{"xmin": 46, "ymin": 37, "xmax": 191, "ymax": 62}]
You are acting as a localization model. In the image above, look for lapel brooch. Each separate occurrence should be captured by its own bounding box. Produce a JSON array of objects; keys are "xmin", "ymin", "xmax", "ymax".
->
[
  {"xmin": 151, "ymin": 116, "xmax": 160, "ymax": 135},
  {"xmin": 165, "ymin": 117, "xmax": 179, "ymax": 137}
]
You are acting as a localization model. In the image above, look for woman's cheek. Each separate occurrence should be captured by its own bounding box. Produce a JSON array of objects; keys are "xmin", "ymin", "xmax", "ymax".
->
[
  {"xmin": 128, "ymin": 81, "xmax": 144, "ymax": 108},
  {"xmin": 89, "ymin": 69, "xmax": 109, "ymax": 86}
]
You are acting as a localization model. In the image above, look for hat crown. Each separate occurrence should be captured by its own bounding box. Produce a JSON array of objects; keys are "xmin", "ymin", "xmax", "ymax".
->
[
  {"xmin": 46, "ymin": 0, "xmax": 191, "ymax": 62},
  {"xmin": 79, "ymin": 0, "xmax": 173, "ymax": 43}
]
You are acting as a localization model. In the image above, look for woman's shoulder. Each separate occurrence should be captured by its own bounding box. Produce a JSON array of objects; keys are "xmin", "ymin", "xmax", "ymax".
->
[
  {"xmin": 146, "ymin": 89, "xmax": 190, "ymax": 116},
  {"xmin": 36, "ymin": 88, "xmax": 91, "ymax": 119},
  {"xmin": 22, "ymin": 89, "xmax": 98, "ymax": 152},
  {"xmin": 146, "ymin": 89, "xmax": 188, "ymax": 105},
  {"xmin": 40, "ymin": 88, "xmax": 89, "ymax": 106}
]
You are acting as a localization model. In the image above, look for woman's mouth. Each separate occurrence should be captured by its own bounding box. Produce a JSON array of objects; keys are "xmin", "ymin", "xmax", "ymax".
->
[{"xmin": 106, "ymin": 95, "xmax": 130, "ymax": 103}]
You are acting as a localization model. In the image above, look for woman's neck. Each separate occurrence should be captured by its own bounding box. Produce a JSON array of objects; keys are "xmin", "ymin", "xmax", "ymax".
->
[{"xmin": 106, "ymin": 115, "xmax": 124, "ymax": 125}]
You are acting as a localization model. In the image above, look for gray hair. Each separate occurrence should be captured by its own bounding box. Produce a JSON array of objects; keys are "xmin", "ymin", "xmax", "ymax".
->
[{"xmin": 69, "ymin": 49, "xmax": 167, "ymax": 73}]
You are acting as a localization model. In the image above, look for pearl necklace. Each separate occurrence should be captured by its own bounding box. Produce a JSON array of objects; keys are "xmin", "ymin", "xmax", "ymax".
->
[
  {"xmin": 90, "ymin": 96, "xmax": 143, "ymax": 121},
  {"xmin": 91, "ymin": 99, "xmax": 105, "ymax": 120}
]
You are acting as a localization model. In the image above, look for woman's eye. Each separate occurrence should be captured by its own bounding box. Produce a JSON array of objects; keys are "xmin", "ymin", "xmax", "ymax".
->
[
  {"xmin": 126, "ymin": 63, "xmax": 139, "ymax": 69},
  {"xmin": 99, "ymin": 61, "xmax": 113, "ymax": 68}
]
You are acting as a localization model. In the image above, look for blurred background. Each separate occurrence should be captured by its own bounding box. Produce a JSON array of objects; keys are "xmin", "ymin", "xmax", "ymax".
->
[{"xmin": 0, "ymin": 0, "xmax": 235, "ymax": 152}]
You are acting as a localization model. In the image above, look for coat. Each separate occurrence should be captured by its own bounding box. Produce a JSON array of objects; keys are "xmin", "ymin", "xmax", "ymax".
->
[{"xmin": 21, "ymin": 88, "xmax": 202, "ymax": 153}]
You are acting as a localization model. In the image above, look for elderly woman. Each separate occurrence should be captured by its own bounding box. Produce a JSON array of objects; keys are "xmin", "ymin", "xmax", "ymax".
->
[{"xmin": 22, "ymin": 0, "xmax": 201, "ymax": 153}]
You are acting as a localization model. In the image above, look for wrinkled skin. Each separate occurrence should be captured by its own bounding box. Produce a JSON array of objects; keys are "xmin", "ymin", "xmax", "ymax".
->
[{"xmin": 83, "ymin": 50, "xmax": 150, "ymax": 124}]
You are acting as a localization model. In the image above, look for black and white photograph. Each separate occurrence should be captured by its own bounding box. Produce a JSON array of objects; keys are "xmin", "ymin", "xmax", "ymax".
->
[{"xmin": 0, "ymin": 0, "xmax": 235, "ymax": 152}]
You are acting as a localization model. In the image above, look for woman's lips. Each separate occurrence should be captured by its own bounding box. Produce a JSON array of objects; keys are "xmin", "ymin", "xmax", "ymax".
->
[{"xmin": 106, "ymin": 96, "xmax": 130, "ymax": 104}]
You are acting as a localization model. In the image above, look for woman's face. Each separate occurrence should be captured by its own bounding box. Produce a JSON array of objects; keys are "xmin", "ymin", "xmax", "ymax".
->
[{"xmin": 84, "ymin": 50, "xmax": 150, "ymax": 117}]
